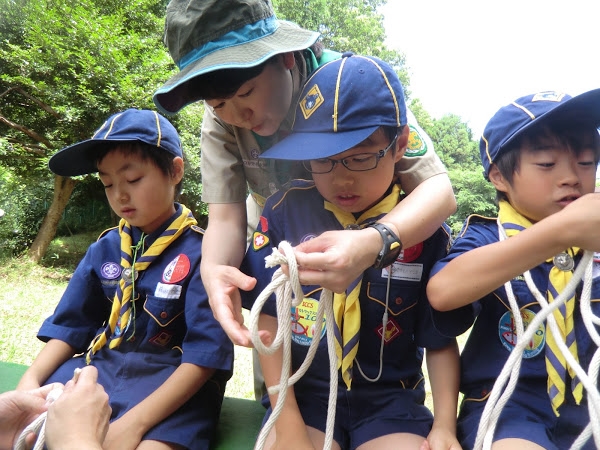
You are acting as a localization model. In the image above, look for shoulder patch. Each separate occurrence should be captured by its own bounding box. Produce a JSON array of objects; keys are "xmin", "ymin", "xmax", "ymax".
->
[
  {"xmin": 252, "ymin": 231, "xmax": 270, "ymax": 251},
  {"xmin": 404, "ymin": 124, "xmax": 428, "ymax": 157},
  {"xmin": 97, "ymin": 226, "xmax": 118, "ymax": 241}
]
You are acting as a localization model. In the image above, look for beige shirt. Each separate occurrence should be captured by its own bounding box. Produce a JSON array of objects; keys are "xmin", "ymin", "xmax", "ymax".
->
[{"xmin": 200, "ymin": 55, "xmax": 446, "ymax": 207}]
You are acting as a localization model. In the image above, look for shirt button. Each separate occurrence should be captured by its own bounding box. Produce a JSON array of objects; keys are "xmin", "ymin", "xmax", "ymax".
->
[{"xmin": 160, "ymin": 311, "xmax": 168, "ymax": 319}]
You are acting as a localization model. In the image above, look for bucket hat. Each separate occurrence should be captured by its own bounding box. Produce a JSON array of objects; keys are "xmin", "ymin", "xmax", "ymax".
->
[
  {"xmin": 153, "ymin": 0, "xmax": 319, "ymax": 115},
  {"xmin": 49, "ymin": 109, "xmax": 182, "ymax": 176}
]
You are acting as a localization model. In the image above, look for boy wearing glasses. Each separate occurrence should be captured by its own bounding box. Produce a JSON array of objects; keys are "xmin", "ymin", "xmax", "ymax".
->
[{"xmin": 241, "ymin": 54, "xmax": 468, "ymax": 450}]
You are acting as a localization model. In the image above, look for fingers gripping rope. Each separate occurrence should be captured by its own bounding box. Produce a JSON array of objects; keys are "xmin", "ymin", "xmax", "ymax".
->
[
  {"xmin": 249, "ymin": 242, "xmax": 338, "ymax": 450},
  {"xmin": 474, "ymin": 224, "xmax": 600, "ymax": 450},
  {"xmin": 14, "ymin": 368, "xmax": 82, "ymax": 450}
]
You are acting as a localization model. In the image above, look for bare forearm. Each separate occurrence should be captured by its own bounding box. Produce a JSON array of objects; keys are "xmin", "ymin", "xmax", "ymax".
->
[
  {"xmin": 120, "ymin": 363, "xmax": 214, "ymax": 434},
  {"xmin": 426, "ymin": 342, "xmax": 460, "ymax": 431},
  {"xmin": 427, "ymin": 214, "xmax": 578, "ymax": 311},
  {"xmin": 200, "ymin": 202, "xmax": 247, "ymax": 273},
  {"xmin": 385, "ymin": 173, "xmax": 456, "ymax": 249},
  {"xmin": 18, "ymin": 339, "xmax": 76, "ymax": 389}
]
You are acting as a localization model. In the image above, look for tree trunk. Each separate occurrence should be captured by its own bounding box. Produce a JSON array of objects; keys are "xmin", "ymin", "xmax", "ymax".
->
[{"xmin": 27, "ymin": 175, "xmax": 77, "ymax": 262}]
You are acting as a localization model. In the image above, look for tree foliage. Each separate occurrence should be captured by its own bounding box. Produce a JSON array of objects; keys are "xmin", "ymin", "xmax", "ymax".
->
[
  {"xmin": 411, "ymin": 104, "xmax": 497, "ymax": 233},
  {"xmin": 273, "ymin": 0, "xmax": 410, "ymax": 91}
]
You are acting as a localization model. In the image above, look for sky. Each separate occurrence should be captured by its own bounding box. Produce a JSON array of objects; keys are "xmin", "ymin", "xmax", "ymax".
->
[{"xmin": 381, "ymin": 0, "xmax": 600, "ymax": 138}]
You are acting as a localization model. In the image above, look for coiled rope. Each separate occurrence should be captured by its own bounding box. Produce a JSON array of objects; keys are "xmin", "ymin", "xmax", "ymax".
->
[{"xmin": 248, "ymin": 241, "xmax": 338, "ymax": 450}]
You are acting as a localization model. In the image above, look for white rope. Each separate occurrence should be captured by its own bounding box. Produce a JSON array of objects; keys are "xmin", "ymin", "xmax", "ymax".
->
[
  {"xmin": 249, "ymin": 241, "xmax": 338, "ymax": 450},
  {"xmin": 14, "ymin": 368, "xmax": 82, "ymax": 450},
  {"xmin": 473, "ymin": 224, "xmax": 600, "ymax": 450}
]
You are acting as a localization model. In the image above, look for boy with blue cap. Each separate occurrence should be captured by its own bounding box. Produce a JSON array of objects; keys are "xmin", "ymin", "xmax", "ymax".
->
[
  {"xmin": 17, "ymin": 109, "xmax": 233, "ymax": 450},
  {"xmin": 153, "ymin": 0, "xmax": 457, "ymax": 356},
  {"xmin": 428, "ymin": 90, "xmax": 600, "ymax": 449},
  {"xmin": 241, "ymin": 54, "xmax": 468, "ymax": 450}
]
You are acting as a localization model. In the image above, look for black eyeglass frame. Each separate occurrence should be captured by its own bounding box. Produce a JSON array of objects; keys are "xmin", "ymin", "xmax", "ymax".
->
[{"xmin": 302, "ymin": 134, "xmax": 398, "ymax": 174}]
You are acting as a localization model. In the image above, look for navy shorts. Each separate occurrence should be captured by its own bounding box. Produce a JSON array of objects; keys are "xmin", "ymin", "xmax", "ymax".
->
[
  {"xmin": 458, "ymin": 380, "xmax": 596, "ymax": 450},
  {"xmin": 263, "ymin": 376, "xmax": 433, "ymax": 449},
  {"xmin": 46, "ymin": 351, "xmax": 225, "ymax": 450}
]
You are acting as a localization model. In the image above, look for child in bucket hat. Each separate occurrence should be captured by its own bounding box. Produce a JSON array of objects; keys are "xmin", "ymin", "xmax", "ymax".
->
[
  {"xmin": 240, "ymin": 54, "xmax": 467, "ymax": 450},
  {"xmin": 428, "ymin": 90, "xmax": 600, "ymax": 449},
  {"xmin": 20, "ymin": 109, "xmax": 233, "ymax": 449},
  {"xmin": 152, "ymin": 0, "xmax": 457, "ymax": 366}
]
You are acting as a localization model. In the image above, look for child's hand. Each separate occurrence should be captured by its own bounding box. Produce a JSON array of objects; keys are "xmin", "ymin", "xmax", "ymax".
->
[
  {"xmin": 424, "ymin": 425, "xmax": 462, "ymax": 450},
  {"xmin": 556, "ymin": 193, "xmax": 600, "ymax": 251}
]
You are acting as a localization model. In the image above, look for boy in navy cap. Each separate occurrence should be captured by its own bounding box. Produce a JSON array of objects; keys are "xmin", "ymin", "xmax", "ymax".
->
[
  {"xmin": 428, "ymin": 90, "xmax": 600, "ymax": 449},
  {"xmin": 17, "ymin": 109, "xmax": 233, "ymax": 450},
  {"xmin": 241, "ymin": 54, "xmax": 467, "ymax": 450}
]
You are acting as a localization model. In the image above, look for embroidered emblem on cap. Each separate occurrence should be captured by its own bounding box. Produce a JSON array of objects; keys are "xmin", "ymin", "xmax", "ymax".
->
[
  {"xmin": 531, "ymin": 91, "xmax": 565, "ymax": 103},
  {"xmin": 252, "ymin": 231, "xmax": 270, "ymax": 251},
  {"xmin": 162, "ymin": 254, "xmax": 191, "ymax": 284},
  {"xmin": 405, "ymin": 125, "xmax": 427, "ymax": 157},
  {"xmin": 101, "ymin": 262, "xmax": 121, "ymax": 280},
  {"xmin": 300, "ymin": 85, "xmax": 324, "ymax": 120}
]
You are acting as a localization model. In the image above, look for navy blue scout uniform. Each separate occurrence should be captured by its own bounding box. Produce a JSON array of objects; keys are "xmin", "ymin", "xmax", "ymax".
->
[
  {"xmin": 431, "ymin": 216, "xmax": 600, "ymax": 450},
  {"xmin": 40, "ymin": 203, "xmax": 233, "ymax": 448},
  {"xmin": 241, "ymin": 180, "xmax": 464, "ymax": 448}
]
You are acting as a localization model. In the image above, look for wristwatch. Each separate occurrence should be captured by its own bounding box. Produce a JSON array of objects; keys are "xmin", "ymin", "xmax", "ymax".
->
[{"xmin": 367, "ymin": 222, "xmax": 403, "ymax": 269}]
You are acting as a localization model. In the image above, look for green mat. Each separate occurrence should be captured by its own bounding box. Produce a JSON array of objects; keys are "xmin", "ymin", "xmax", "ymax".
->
[{"xmin": 0, "ymin": 361, "xmax": 264, "ymax": 449}]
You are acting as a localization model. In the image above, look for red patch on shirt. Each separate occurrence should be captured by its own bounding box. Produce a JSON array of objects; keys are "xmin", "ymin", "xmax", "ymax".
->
[
  {"xmin": 149, "ymin": 331, "xmax": 173, "ymax": 347},
  {"xmin": 398, "ymin": 242, "xmax": 423, "ymax": 263},
  {"xmin": 260, "ymin": 216, "xmax": 269, "ymax": 232},
  {"xmin": 162, "ymin": 254, "xmax": 190, "ymax": 284}
]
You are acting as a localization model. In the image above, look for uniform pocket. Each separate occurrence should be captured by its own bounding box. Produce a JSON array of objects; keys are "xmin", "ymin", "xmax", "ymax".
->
[{"xmin": 144, "ymin": 294, "xmax": 184, "ymax": 327}]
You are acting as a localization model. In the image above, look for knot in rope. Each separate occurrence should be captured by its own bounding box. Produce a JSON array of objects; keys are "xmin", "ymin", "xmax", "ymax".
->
[{"xmin": 249, "ymin": 241, "xmax": 338, "ymax": 450}]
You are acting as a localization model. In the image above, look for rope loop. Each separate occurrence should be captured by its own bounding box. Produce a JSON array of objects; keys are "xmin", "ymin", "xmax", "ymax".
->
[{"xmin": 249, "ymin": 242, "xmax": 337, "ymax": 450}]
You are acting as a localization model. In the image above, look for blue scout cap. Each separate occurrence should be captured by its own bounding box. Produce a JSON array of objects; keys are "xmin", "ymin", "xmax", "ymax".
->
[
  {"xmin": 260, "ymin": 53, "xmax": 407, "ymax": 160},
  {"xmin": 480, "ymin": 89, "xmax": 600, "ymax": 179},
  {"xmin": 153, "ymin": 0, "xmax": 319, "ymax": 115},
  {"xmin": 49, "ymin": 109, "xmax": 182, "ymax": 177}
]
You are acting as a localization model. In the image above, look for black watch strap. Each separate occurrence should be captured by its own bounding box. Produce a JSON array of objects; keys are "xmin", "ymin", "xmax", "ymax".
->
[{"xmin": 367, "ymin": 222, "xmax": 403, "ymax": 269}]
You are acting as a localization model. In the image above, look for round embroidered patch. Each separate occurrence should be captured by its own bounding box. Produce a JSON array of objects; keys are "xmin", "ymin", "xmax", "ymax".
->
[
  {"xmin": 405, "ymin": 125, "xmax": 428, "ymax": 157},
  {"xmin": 498, "ymin": 309, "xmax": 545, "ymax": 358},
  {"xmin": 101, "ymin": 262, "xmax": 121, "ymax": 280},
  {"xmin": 162, "ymin": 254, "xmax": 191, "ymax": 284},
  {"xmin": 290, "ymin": 297, "xmax": 326, "ymax": 346}
]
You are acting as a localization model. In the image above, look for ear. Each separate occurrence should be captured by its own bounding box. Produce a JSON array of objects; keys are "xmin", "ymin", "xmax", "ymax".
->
[
  {"xmin": 393, "ymin": 125, "xmax": 410, "ymax": 162},
  {"xmin": 282, "ymin": 52, "xmax": 296, "ymax": 70},
  {"xmin": 488, "ymin": 164, "xmax": 509, "ymax": 192},
  {"xmin": 172, "ymin": 157, "xmax": 184, "ymax": 185}
]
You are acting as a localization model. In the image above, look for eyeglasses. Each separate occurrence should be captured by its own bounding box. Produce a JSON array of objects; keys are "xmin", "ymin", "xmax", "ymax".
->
[{"xmin": 302, "ymin": 135, "xmax": 398, "ymax": 174}]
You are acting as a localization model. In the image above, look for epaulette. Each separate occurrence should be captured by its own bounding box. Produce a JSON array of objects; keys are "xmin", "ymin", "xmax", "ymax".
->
[
  {"xmin": 96, "ymin": 226, "xmax": 118, "ymax": 241},
  {"xmin": 457, "ymin": 214, "xmax": 498, "ymax": 239},
  {"xmin": 271, "ymin": 179, "xmax": 316, "ymax": 210},
  {"xmin": 190, "ymin": 224, "xmax": 205, "ymax": 235}
]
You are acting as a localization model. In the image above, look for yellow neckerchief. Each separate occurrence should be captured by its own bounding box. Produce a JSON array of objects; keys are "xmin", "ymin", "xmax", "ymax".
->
[
  {"xmin": 498, "ymin": 200, "xmax": 582, "ymax": 415},
  {"xmin": 325, "ymin": 184, "xmax": 401, "ymax": 389},
  {"xmin": 86, "ymin": 206, "xmax": 197, "ymax": 363}
]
